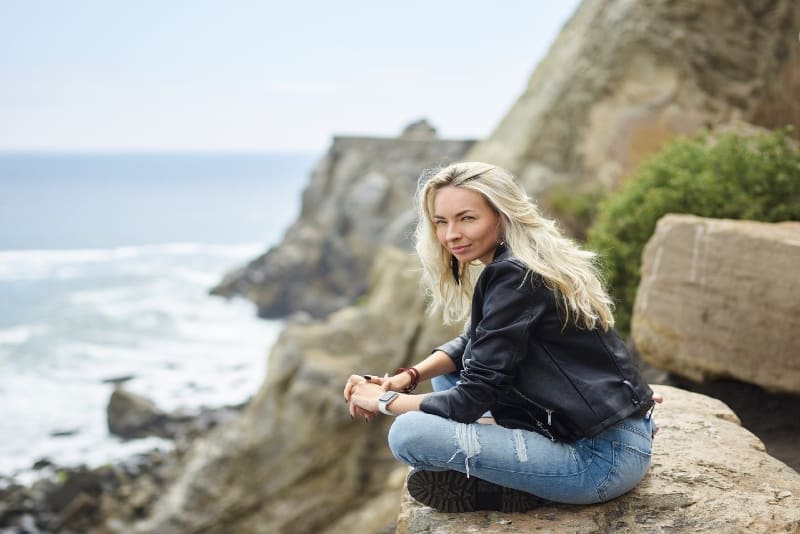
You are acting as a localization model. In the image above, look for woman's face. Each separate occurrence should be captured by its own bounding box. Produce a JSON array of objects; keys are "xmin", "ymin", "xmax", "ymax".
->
[{"xmin": 432, "ymin": 185, "xmax": 502, "ymax": 265}]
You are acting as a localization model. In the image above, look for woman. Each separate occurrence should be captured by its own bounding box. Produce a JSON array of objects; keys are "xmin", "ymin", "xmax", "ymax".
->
[{"xmin": 344, "ymin": 162, "xmax": 660, "ymax": 513}]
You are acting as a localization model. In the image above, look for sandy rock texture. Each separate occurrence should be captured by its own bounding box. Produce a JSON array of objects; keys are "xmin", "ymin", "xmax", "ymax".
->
[
  {"xmin": 469, "ymin": 0, "xmax": 799, "ymax": 196},
  {"xmin": 211, "ymin": 122, "xmax": 474, "ymax": 319},
  {"xmin": 397, "ymin": 385, "xmax": 800, "ymax": 533},
  {"xmin": 632, "ymin": 214, "xmax": 800, "ymax": 395}
]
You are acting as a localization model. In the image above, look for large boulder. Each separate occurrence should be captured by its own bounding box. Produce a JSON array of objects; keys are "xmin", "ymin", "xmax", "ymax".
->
[
  {"xmin": 135, "ymin": 248, "xmax": 461, "ymax": 533},
  {"xmin": 632, "ymin": 214, "xmax": 800, "ymax": 395},
  {"xmin": 397, "ymin": 385, "xmax": 800, "ymax": 533},
  {"xmin": 469, "ymin": 0, "xmax": 799, "ymax": 202},
  {"xmin": 211, "ymin": 123, "xmax": 474, "ymax": 319}
]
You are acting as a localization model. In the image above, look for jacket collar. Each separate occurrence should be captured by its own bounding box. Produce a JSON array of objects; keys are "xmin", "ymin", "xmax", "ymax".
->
[{"xmin": 491, "ymin": 242, "xmax": 512, "ymax": 263}]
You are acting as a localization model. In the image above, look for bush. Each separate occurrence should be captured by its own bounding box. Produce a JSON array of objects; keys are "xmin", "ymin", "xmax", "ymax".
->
[{"xmin": 587, "ymin": 128, "xmax": 800, "ymax": 335}]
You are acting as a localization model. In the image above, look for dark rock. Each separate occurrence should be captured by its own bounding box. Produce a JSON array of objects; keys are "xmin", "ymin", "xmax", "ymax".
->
[
  {"xmin": 49, "ymin": 428, "xmax": 79, "ymax": 438},
  {"xmin": 107, "ymin": 386, "xmax": 247, "ymax": 441},
  {"xmin": 31, "ymin": 459, "xmax": 53, "ymax": 471},
  {"xmin": 107, "ymin": 386, "xmax": 168, "ymax": 439},
  {"xmin": 101, "ymin": 374, "xmax": 136, "ymax": 385}
]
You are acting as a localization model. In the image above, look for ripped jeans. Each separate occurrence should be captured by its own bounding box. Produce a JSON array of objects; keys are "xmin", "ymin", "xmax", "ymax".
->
[{"xmin": 387, "ymin": 372, "xmax": 655, "ymax": 504}]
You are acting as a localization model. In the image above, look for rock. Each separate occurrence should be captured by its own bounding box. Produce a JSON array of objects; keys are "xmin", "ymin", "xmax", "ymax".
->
[
  {"xmin": 107, "ymin": 387, "xmax": 169, "ymax": 439},
  {"xmin": 401, "ymin": 119, "xmax": 438, "ymax": 140},
  {"xmin": 210, "ymin": 121, "xmax": 474, "ymax": 319},
  {"xmin": 106, "ymin": 386, "xmax": 245, "ymax": 441},
  {"xmin": 135, "ymin": 247, "xmax": 462, "ymax": 533},
  {"xmin": 468, "ymin": 0, "xmax": 799, "ymax": 228},
  {"xmin": 632, "ymin": 215, "xmax": 800, "ymax": 394},
  {"xmin": 396, "ymin": 385, "xmax": 800, "ymax": 533}
]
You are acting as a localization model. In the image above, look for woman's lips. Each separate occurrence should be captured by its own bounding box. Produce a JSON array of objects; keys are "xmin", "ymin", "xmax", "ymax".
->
[{"xmin": 451, "ymin": 245, "xmax": 471, "ymax": 254}]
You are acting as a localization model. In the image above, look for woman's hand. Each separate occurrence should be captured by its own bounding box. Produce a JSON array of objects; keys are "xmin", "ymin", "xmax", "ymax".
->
[
  {"xmin": 651, "ymin": 391, "xmax": 664, "ymax": 436},
  {"xmin": 344, "ymin": 374, "xmax": 387, "ymax": 422},
  {"xmin": 348, "ymin": 381, "xmax": 387, "ymax": 421}
]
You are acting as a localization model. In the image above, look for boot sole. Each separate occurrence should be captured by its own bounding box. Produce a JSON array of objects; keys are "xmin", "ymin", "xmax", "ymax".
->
[{"xmin": 406, "ymin": 469, "xmax": 547, "ymax": 513}]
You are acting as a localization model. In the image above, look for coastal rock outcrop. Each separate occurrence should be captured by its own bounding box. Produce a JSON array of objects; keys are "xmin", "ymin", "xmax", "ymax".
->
[
  {"xmin": 211, "ymin": 121, "xmax": 474, "ymax": 319},
  {"xmin": 632, "ymin": 215, "xmax": 800, "ymax": 395},
  {"xmin": 469, "ymin": 0, "xmax": 799, "ymax": 206},
  {"xmin": 137, "ymin": 248, "xmax": 461, "ymax": 533},
  {"xmin": 107, "ymin": 386, "xmax": 244, "ymax": 442},
  {"xmin": 397, "ymin": 385, "xmax": 800, "ymax": 533}
]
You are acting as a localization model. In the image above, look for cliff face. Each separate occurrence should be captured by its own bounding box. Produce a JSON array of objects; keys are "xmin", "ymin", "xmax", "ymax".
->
[
  {"xmin": 469, "ymin": 0, "xmax": 799, "ymax": 197},
  {"xmin": 211, "ymin": 123, "xmax": 474, "ymax": 318}
]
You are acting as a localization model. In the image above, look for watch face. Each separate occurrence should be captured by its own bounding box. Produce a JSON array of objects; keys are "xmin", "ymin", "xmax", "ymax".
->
[{"xmin": 379, "ymin": 391, "xmax": 398, "ymax": 402}]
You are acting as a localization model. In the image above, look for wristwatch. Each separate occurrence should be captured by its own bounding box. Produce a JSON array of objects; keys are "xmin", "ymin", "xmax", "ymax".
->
[{"xmin": 378, "ymin": 391, "xmax": 400, "ymax": 416}]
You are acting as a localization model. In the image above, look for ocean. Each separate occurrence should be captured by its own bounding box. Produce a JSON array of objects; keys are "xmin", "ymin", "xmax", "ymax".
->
[{"xmin": 0, "ymin": 152, "xmax": 316, "ymax": 482}]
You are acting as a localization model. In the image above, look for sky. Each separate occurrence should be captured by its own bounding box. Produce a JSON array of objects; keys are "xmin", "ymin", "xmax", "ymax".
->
[{"xmin": 0, "ymin": 1, "xmax": 581, "ymax": 154}]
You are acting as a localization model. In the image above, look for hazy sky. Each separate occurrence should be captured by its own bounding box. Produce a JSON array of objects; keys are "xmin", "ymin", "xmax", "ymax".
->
[{"xmin": 0, "ymin": 1, "xmax": 580, "ymax": 153}]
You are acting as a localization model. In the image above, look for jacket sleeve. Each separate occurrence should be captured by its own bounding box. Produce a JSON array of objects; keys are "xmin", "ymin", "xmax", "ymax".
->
[
  {"xmin": 433, "ymin": 332, "xmax": 468, "ymax": 371},
  {"xmin": 420, "ymin": 261, "xmax": 546, "ymax": 422}
]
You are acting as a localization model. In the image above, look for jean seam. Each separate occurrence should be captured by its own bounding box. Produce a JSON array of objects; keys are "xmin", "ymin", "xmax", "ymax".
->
[
  {"xmin": 619, "ymin": 442, "xmax": 652, "ymax": 459},
  {"xmin": 612, "ymin": 421, "xmax": 651, "ymax": 441},
  {"xmin": 477, "ymin": 461, "xmax": 592, "ymax": 478},
  {"xmin": 595, "ymin": 441, "xmax": 619, "ymax": 501}
]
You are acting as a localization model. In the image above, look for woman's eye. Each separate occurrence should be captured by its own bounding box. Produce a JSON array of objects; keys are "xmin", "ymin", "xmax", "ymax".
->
[
  {"xmin": 434, "ymin": 220, "xmax": 446, "ymax": 225},
  {"xmin": 462, "ymin": 216, "xmax": 474, "ymax": 221}
]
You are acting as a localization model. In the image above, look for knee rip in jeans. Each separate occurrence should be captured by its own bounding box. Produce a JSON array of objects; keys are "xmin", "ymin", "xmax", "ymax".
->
[
  {"xmin": 512, "ymin": 429, "xmax": 529, "ymax": 462},
  {"xmin": 449, "ymin": 423, "xmax": 481, "ymax": 477}
]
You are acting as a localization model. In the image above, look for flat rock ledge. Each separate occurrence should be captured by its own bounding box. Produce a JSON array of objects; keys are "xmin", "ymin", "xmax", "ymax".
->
[{"xmin": 396, "ymin": 385, "xmax": 800, "ymax": 533}]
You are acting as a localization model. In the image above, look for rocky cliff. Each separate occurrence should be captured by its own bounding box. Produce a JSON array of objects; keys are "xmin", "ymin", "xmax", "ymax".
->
[
  {"xmin": 468, "ymin": 0, "xmax": 799, "ymax": 214},
  {"xmin": 211, "ymin": 121, "xmax": 474, "ymax": 318}
]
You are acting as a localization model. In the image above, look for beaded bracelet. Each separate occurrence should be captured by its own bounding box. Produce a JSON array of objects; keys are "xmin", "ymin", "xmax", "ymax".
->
[{"xmin": 395, "ymin": 367, "xmax": 420, "ymax": 393}]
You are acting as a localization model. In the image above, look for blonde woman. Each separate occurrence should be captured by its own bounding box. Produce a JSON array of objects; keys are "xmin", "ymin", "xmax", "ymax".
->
[{"xmin": 344, "ymin": 162, "xmax": 660, "ymax": 512}]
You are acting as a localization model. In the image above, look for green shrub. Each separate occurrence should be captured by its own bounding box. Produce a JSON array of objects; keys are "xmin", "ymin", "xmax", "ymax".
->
[{"xmin": 587, "ymin": 128, "xmax": 800, "ymax": 335}]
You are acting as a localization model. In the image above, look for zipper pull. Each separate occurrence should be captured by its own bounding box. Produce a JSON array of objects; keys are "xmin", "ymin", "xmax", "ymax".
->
[{"xmin": 546, "ymin": 408, "xmax": 553, "ymax": 426}]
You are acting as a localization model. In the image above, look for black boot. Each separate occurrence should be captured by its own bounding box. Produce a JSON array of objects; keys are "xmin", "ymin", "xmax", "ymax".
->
[{"xmin": 406, "ymin": 469, "xmax": 549, "ymax": 513}]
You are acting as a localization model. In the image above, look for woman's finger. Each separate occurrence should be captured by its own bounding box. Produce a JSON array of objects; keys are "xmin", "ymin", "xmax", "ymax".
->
[{"xmin": 344, "ymin": 374, "xmax": 365, "ymax": 401}]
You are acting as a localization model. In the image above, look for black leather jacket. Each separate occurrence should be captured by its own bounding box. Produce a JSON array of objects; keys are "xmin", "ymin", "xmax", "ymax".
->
[{"xmin": 419, "ymin": 245, "xmax": 653, "ymax": 442}]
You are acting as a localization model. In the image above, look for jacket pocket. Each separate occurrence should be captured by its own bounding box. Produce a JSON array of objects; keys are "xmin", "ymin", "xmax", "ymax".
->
[{"xmin": 508, "ymin": 386, "xmax": 581, "ymax": 442}]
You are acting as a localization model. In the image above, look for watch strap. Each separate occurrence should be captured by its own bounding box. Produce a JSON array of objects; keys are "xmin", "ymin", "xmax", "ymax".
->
[{"xmin": 378, "ymin": 391, "xmax": 400, "ymax": 416}]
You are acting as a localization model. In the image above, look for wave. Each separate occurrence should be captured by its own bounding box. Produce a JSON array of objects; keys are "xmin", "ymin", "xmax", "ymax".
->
[
  {"xmin": 0, "ymin": 241, "xmax": 267, "ymax": 281},
  {"xmin": 0, "ymin": 324, "xmax": 48, "ymax": 345}
]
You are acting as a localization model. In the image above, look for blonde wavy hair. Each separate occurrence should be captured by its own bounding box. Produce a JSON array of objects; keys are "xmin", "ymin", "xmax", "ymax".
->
[{"xmin": 414, "ymin": 161, "xmax": 615, "ymax": 330}]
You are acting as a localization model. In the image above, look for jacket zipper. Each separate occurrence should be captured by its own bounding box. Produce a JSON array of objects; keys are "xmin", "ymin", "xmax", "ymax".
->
[{"xmin": 511, "ymin": 386, "xmax": 554, "ymax": 426}]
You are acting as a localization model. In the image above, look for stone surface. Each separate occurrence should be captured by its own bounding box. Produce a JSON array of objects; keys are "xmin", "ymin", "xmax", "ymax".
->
[
  {"xmin": 469, "ymin": 0, "xmax": 799, "ymax": 215},
  {"xmin": 107, "ymin": 387, "xmax": 168, "ymax": 439},
  {"xmin": 210, "ymin": 124, "xmax": 474, "ymax": 319},
  {"xmin": 107, "ymin": 387, "xmax": 243, "ymax": 442},
  {"xmin": 632, "ymin": 214, "xmax": 800, "ymax": 394},
  {"xmin": 136, "ymin": 248, "xmax": 461, "ymax": 533},
  {"xmin": 397, "ymin": 385, "xmax": 800, "ymax": 533}
]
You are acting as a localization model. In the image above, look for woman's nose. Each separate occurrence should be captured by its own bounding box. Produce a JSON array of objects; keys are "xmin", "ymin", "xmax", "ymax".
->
[{"xmin": 446, "ymin": 224, "xmax": 461, "ymax": 241}]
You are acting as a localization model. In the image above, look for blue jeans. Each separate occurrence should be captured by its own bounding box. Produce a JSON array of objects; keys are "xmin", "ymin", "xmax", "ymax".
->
[{"xmin": 388, "ymin": 372, "xmax": 655, "ymax": 504}]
